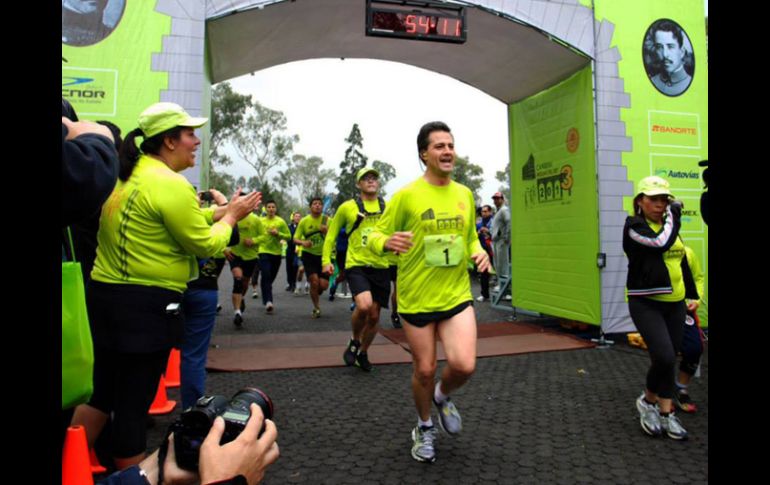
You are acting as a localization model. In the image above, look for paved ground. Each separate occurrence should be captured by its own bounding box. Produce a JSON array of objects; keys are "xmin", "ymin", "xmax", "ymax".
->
[{"xmin": 128, "ymin": 267, "xmax": 707, "ymax": 484}]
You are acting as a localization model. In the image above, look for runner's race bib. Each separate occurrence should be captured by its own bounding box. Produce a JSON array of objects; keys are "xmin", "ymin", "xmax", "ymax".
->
[
  {"xmin": 360, "ymin": 227, "xmax": 373, "ymax": 247},
  {"xmin": 309, "ymin": 233, "xmax": 324, "ymax": 248},
  {"xmin": 424, "ymin": 234, "xmax": 464, "ymax": 267}
]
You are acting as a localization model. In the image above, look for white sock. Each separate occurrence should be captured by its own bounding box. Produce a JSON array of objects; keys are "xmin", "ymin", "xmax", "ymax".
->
[
  {"xmin": 434, "ymin": 382, "xmax": 448, "ymax": 404},
  {"xmin": 418, "ymin": 417, "xmax": 434, "ymax": 429},
  {"xmin": 235, "ymin": 310, "xmax": 242, "ymax": 316}
]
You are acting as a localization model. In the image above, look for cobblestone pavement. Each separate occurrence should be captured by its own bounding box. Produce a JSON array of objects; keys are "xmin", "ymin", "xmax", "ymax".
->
[{"xmin": 136, "ymin": 267, "xmax": 708, "ymax": 484}]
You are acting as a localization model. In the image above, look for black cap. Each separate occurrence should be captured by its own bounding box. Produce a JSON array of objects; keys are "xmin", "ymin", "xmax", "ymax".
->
[{"xmin": 698, "ymin": 159, "xmax": 708, "ymax": 167}]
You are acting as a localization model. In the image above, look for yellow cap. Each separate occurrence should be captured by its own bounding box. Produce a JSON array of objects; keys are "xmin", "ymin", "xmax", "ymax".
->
[
  {"xmin": 138, "ymin": 102, "xmax": 208, "ymax": 138},
  {"xmin": 637, "ymin": 176, "xmax": 673, "ymax": 198},
  {"xmin": 356, "ymin": 167, "xmax": 380, "ymax": 181}
]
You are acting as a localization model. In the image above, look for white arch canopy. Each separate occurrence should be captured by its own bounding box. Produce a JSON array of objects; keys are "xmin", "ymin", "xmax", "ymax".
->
[{"xmin": 205, "ymin": 0, "xmax": 592, "ymax": 103}]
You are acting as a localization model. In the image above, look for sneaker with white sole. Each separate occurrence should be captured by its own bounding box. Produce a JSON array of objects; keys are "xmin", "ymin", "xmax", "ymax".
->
[
  {"xmin": 635, "ymin": 393, "xmax": 662, "ymax": 437},
  {"xmin": 434, "ymin": 397, "xmax": 462, "ymax": 436},
  {"xmin": 266, "ymin": 302, "xmax": 274, "ymax": 314},
  {"xmin": 475, "ymin": 295, "xmax": 488, "ymax": 302},
  {"xmin": 411, "ymin": 425, "xmax": 438, "ymax": 463},
  {"xmin": 659, "ymin": 412, "xmax": 688, "ymax": 440}
]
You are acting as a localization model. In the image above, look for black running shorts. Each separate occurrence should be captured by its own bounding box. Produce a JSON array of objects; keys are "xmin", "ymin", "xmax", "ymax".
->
[
  {"xmin": 346, "ymin": 266, "xmax": 391, "ymax": 308},
  {"xmin": 400, "ymin": 301, "xmax": 472, "ymax": 328}
]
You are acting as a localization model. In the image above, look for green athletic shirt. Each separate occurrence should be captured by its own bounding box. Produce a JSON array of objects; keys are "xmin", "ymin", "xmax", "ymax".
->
[
  {"xmin": 647, "ymin": 220, "xmax": 686, "ymax": 302},
  {"xmin": 230, "ymin": 213, "xmax": 263, "ymax": 260},
  {"xmin": 322, "ymin": 198, "xmax": 389, "ymax": 269},
  {"xmin": 257, "ymin": 215, "xmax": 291, "ymax": 256},
  {"xmin": 684, "ymin": 246, "xmax": 704, "ymax": 301},
  {"xmin": 201, "ymin": 207, "xmax": 227, "ymax": 259},
  {"xmin": 91, "ymin": 155, "xmax": 233, "ymax": 293},
  {"xmin": 295, "ymin": 214, "xmax": 328, "ymax": 256},
  {"xmin": 368, "ymin": 177, "xmax": 484, "ymax": 314}
]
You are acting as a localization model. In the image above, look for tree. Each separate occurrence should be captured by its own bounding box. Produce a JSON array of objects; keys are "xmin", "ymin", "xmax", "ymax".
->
[
  {"xmin": 234, "ymin": 175, "xmax": 260, "ymax": 192},
  {"xmin": 371, "ymin": 160, "xmax": 396, "ymax": 197},
  {"xmin": 231, "ymin": 101, "xmax": 299, "ymax": 187},
  {"xmin": 452, "ymin": 155, "xmax": 485, "ymax": 200},
  {"xmin": 334, "ymin": 123, "xmax": 368, "ymax": 207},
  {"xmin": 210, "ymin": 82, "xmax": 252, "ymax": 168},
  {"xmin": 254, "ymin": 181, "xmax": 299, "ymax": 220},
  {"xmin": 208, "ymin": 168, "xmax": 236, "ymax": 196},
  {"xmin": 205, "ymin": 82, "xmax": 253, "ymax": 193},
  {"xmin": 495, "ymin": 161, "xmax": 510, "ymax": 199},
  {"xmin": 278, "ymin": 154, "xmax": 337, "ymax": 206}
]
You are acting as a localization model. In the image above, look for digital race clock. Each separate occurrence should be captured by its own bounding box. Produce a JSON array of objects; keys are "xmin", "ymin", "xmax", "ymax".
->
[{"xmin": 365, "ymin": 0, "xmax": 467, "ymax": 44}]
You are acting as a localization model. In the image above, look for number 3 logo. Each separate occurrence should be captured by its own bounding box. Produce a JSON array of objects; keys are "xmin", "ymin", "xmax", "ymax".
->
[{"xmin": 560, "ymin": 165, "xmax": 574, "ymax": 191}]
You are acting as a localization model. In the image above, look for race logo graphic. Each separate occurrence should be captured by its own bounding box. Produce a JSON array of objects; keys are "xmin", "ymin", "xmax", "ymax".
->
[
  {"xmin": 522, "ymin": 154, "xmax": 574, "ymax": 209},
  {"xmin": 566, "ymin": 128, "xmax": 580, "ymax": 153}
]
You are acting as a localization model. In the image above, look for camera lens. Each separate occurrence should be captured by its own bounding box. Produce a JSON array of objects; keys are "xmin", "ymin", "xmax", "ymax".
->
[
  {"xmin": 171, "ymin": 388, "xmax": 274, "ymax": 471},
  {"xmin": 222, "ymin": 387, "xmax": 274, "ymax": 442}
]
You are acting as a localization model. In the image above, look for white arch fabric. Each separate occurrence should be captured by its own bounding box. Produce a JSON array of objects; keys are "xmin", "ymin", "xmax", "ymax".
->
[{"xmin": 204, "ymin": 0, "xmax": 593, "ymax": 104}]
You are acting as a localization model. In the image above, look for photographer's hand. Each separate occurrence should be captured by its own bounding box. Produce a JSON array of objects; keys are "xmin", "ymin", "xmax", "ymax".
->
[
  {"xmin": 199, "ymin": 403, "xmax": 280, "ymax": 485},
  {"xmin": 163, "ymin": 434, "xmax": 199, "ymax": 485},
  {"xmin": 128, "ymin": 434, "xmax": 198, "ymax": 485}
]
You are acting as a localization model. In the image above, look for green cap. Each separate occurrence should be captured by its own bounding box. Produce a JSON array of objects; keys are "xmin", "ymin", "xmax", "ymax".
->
[
  {"xmin": 356, "ymin": 166, "xmax": 380, "ymax": 181},
  {"xmin": 637, "ymin": 175, "xmax": 673, "ymax": 198},
  {"xmin": 138, "ymin": 102, "xmax": 208, "ymax": 138}
]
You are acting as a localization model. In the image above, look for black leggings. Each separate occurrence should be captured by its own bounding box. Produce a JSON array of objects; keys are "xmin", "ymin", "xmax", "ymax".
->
[{"xmin": 628, "ymin": 297, "xmax": 686, "ymax": 399}]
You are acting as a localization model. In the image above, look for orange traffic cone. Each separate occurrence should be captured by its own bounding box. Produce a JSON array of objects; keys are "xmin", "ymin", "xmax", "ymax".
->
[
  {"xmin": 62, "ymin": 425, "xmax": 95, "ymax": 485},
  {"xmin": 148, "ymin": 375, "xmax": 177, "ymax": 415},
  {"xmin": 89, "ymin": 448, "xmax": 106, "ymax": 474},
  {"xmin": 165, "ymin": 348, "xmax": 181, "ymax": 388}
]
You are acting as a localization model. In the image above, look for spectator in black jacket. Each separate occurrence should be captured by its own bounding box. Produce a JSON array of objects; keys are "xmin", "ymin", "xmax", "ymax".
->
[{"xmin": 61, "ymin": 112, "xmax": 118, "ymax": 227}]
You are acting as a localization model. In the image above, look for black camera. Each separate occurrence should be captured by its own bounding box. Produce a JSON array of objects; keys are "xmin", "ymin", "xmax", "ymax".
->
[
  {"xmin": 171, "ymin": 387, "xmax": 274, "ymax": 471},
  {"xmin": 199, "ymin": 191, "xmax": 215, "ymax": 202}
]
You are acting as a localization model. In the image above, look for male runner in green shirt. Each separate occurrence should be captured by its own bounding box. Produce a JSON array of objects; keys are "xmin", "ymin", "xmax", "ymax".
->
[
  {"xmin": 322, "ymin": 167, "xmax": 390, "ymax": 372},
  {"xmin": 224, "ymin": 210, "xmax": 263, "ymax": 327},
  {"xmin": 256, "ymin": 200, "xmax": 291, "ymax": 314},
  {"xmin": 368, "ymin": 121, "xmax": 490, "ymax": 463},
  {"xmin": 294, "ymin": 197, "xmax": 330, "ymax": 318}
]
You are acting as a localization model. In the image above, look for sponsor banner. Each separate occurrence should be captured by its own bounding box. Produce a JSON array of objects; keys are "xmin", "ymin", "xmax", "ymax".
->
[
  {"xmin": 595, "ymin": 0, "xmax": 708, "ymax": 326},
  {"xmin": 62, "ymin": 1, "xmax": 170, "ymax": 135},
  {"xmin": 509, "ymin": 67, "xmax": 601, "ymax": 324}
]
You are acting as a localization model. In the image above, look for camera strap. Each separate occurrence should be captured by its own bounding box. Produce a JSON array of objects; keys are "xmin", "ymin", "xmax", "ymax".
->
[{"xmin": 156, "ymin": 428, "xmax": 173, "ymax": 485}]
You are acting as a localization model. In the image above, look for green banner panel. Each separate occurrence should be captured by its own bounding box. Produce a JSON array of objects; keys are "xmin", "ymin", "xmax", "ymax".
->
[
  {"xmin": 509, "ymin": 67, "xmax": 601, "ymax": 324},
  {"xmin": 62, "ymin": 1, "xmax": 170, "ymax": 136},
  {"xmin": 595, "ymin": 0, "xmax": 708, "ymax": 325}
]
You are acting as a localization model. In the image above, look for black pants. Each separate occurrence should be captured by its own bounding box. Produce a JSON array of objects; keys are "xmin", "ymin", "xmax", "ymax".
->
[
  {"xmin": 479, "ymin": 249, "xmax": 493, "ymax": 298},
  {"xmin": 628, "ymin": 297, "xmax": 686, "ymax": 399},
  {"xmin": 285, "ymin": 249, "xmax": 298, "ymax": 289},
  {"xmin": 259, "ymin": 253, "xmax": 282, "ymax": 304}
]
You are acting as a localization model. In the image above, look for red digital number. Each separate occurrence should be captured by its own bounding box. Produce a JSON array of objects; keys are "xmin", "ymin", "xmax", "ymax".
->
[
  {"xmin": 405, "ymin": 14, "xmax": 417, "ymax": 33},
  {"xmin": 439, "ymin": 18, "xmax": 448, "ymax": 36},
  {"xmin": 417, "ymin": 15, "xmax": 430, "ymax": 34},
  {"xmin": 455, "ymin": 19, "xmax": 462, "ymax": 37}
]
